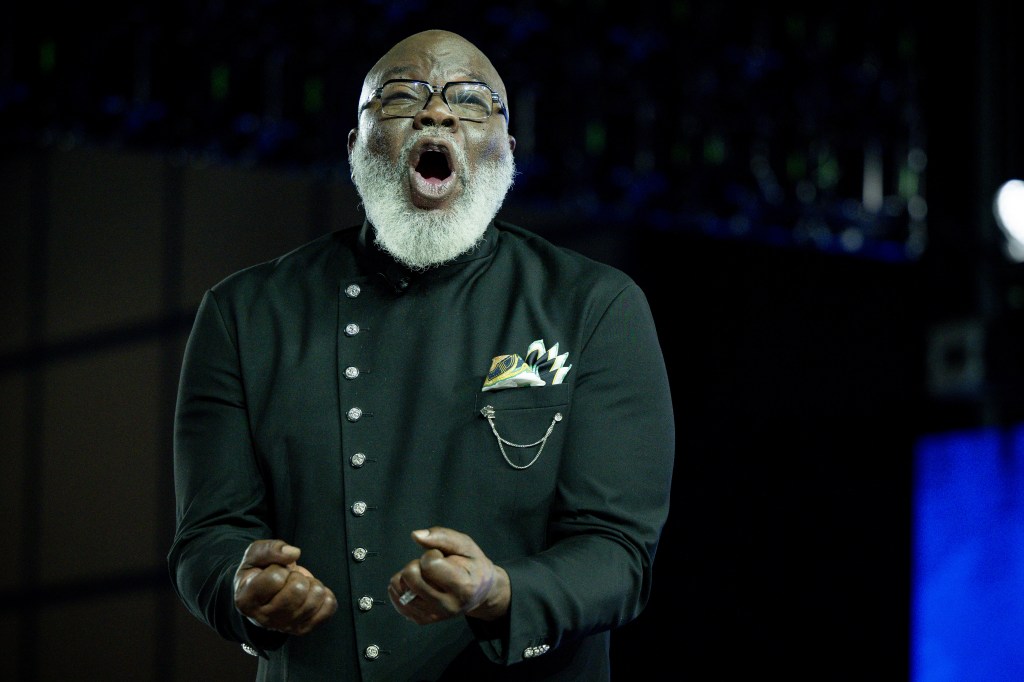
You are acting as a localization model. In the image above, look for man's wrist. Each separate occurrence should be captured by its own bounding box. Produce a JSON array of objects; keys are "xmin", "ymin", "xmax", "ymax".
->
[{"xmin": 467, "ymin": 566, "xmax": 511, "ymax": 621}]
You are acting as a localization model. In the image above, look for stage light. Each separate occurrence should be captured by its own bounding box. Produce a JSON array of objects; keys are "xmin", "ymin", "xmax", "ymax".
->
[{"xmin": 994, "ymin": 179, "xmax": 1024, "ymax": 261}]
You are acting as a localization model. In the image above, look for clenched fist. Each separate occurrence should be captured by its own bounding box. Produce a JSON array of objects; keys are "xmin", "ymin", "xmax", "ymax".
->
[{"xmin": 233, "ymin": 539, "xmax": 338, "ymax": 635}]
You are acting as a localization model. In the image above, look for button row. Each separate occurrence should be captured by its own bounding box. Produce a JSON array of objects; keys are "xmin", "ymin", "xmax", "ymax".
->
[{"xmin": 345, "ymin": 281, "xmax": 383, "ymax": 665}]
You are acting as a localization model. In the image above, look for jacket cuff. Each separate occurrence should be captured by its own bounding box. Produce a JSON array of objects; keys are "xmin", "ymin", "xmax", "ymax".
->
[{"xmin": 466, "ymin": 610, "xmax": 511, "ymax": 663}]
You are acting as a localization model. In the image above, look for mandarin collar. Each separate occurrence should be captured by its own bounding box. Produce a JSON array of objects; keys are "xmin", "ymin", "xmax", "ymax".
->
[{"xmin": 356, "ymin": 219, "xmax": 498, "ymax": 293}]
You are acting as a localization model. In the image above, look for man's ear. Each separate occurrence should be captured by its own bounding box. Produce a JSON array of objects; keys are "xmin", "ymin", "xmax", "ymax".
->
[
  {"xmin": 347, "ymin": 129, "xmax": 357, "ymax": 155},
  {"xmin": 508, "ymin": 135, "xmax": 516, "ymax": 153}
]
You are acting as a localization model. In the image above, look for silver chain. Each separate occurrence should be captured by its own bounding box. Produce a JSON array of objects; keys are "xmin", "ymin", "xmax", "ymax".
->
[{"xmin": 479, "ymin": 405, "xmax": 563, "ymax": 470}]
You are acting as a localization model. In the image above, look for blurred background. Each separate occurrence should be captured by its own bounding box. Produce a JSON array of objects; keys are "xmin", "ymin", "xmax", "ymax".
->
[{"xmin": 2, "ymin": 0, "xmax": 1023, "ymax": 679}]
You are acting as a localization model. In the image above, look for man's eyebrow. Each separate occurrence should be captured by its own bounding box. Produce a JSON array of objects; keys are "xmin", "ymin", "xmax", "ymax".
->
[
  {"xmin": 375, "ymin": 65, "xmax": 493, "ymax": 84},
  {"xmin": 377, "ymin": 65, "xmax": 411, "ymax": 81}
]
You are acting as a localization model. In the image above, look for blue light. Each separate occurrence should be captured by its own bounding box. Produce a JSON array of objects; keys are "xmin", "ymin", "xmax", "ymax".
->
[{"xmin": 912, "ymin": 424, "xmax": 1024, "ymax": 681}]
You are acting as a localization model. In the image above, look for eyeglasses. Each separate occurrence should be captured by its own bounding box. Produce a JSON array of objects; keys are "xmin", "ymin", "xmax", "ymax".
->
[{"xmin": 371, "ymin": 79, "xmax": 508, "ymax": 123}]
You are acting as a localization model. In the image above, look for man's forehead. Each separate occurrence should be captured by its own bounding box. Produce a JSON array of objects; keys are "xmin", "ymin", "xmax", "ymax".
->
[
  {"xmin": 366, "ymin": 31, "xmax": 504, "ymax": 89},
  {"xmin": 370, "ymin": 49, "xmax": 499, "ymax": 84}
]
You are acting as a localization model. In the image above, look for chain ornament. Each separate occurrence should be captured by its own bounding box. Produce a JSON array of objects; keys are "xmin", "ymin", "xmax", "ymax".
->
[{"xmin": 480, "ymin": 405, "xmax": 563, "ymax": 470}]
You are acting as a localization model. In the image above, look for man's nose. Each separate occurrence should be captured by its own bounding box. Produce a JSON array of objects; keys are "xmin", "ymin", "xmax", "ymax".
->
[{"xmin": 413, "ymin": 92, "xmax": 458, "ymax": 129}]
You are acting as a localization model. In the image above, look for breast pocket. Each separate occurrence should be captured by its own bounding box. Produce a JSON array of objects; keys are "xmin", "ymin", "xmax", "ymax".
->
[{"xmin": 474, "ymin": 384, "xmax": 569, "ymax": 470}]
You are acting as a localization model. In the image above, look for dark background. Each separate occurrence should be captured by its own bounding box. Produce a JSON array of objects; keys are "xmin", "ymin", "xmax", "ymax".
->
[{"xmin": 2, "ymin": 1, "xmax": 1022, "ymax": 679}]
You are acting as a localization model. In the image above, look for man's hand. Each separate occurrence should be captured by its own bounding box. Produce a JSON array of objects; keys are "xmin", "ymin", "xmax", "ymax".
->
[
  {"xmin": 387, "ymin": 527, "xmax": 510, "ymax": 625},
  {"xmin": 233, "ymin": 539, "xmax": 338, "ymax": 635}
]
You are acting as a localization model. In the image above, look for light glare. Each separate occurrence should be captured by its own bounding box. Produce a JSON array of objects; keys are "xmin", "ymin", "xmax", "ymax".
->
[{"xmin": 994, "ymin": 179, "xmax": 1024, "ymax": 261}]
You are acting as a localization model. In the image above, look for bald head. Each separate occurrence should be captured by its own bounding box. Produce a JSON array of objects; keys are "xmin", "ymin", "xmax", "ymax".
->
[{"xmin": 357, "ymin": 30, "xmax": 509, "ymax": 123}]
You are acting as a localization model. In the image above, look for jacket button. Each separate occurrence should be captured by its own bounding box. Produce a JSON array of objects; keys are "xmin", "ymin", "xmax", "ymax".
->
[
  {"xmin": 344, "ymin": 366, "xmax": 360, "ymax": 379},
  {"xmin": 350, "ymin": 452, "xmax": 366, "ymax": 467},
  {"xmin": 352, "ymin": 501, "xmax": 367, "ymax": 516},
  {"xmin": 347, "ymin": 407, "xmax": 363, "ymax": 421},
  {"xmin": 364, "ymin": 644, "xmax": 380, "ymax": 660},
  {"xmin": 352, "ymin": 547, "xmax": 368, "ymax": 562},
  {"xmin": 358, "ymin": 596, "xmax": 373, "ymax": 612},
  {"xmin": 345, "ymin": 284, "xmax": 361, "ymax": 298},
  {"xmin": 345, "ymin": 323, "xmax": 360, "ymax": 336}
]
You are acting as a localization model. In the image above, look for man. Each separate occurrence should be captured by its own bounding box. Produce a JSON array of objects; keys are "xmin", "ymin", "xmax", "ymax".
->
[{"xmin": 168, "ymin": 28, "xmax": 675, "ymax": 681}]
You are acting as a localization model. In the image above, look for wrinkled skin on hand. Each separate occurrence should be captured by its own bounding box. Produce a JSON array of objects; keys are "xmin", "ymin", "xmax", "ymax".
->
[
  {"xmin": 387, "ymin": 526, "xmax": 511, "ymax": 625},
  {"xmin": 233, "ymin": 539, "xmax": 338, "ymax": 635}
]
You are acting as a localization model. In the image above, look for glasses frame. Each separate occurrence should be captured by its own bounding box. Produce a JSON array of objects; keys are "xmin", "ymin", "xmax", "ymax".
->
[{"xmin": 370, "ymin": 79, "xmax": 509, "ymax": 124}]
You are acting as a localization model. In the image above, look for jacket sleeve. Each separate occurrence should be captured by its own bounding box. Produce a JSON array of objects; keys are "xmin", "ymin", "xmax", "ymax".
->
[
  {"xmin": 473, "ymin": 280, "xmax": 676, "ymax": 663},
  {"xmin": 166, "ymin": 288, "xmax": 286, "ymax": 654}
]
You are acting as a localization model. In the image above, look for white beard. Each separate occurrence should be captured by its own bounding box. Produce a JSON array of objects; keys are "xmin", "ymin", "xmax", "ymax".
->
[{"xmin": 349, "ymin": 128, "xmax": 516, "ymax": 270}]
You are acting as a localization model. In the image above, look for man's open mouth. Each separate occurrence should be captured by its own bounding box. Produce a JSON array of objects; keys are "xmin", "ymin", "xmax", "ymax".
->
[
  {"xmin": 411, "ymin": 140, "xmax": 456, "ymax": 185},
  {"xmin": 415, "ymin": 148, "xmax": 452, "ymax": 183},
  {"xmin": 407, "ymin": 139, "xmax": 459, "ymax": 204}
]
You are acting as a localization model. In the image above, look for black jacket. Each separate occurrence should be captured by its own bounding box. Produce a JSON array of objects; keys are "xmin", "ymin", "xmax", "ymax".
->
[{"xmin": 168, "ymin": 219, "xmax": 676, "ymax": 680}]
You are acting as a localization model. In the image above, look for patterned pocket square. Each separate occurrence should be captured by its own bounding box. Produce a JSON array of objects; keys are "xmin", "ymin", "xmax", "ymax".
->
[{"xmin": 482, "ymin": 339, "xmax": 571, "ymax": 392}]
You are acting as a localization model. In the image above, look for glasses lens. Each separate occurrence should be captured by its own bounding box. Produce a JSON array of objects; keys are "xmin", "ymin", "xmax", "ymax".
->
[
  {"xmin": 378, "ymin": 81, "xmax": 496, "ymax": 119},
  {"xmin": 379, "ymin": 81, "xmax": 429, "ymax": 115},
  {"xmin": 445, "ymin": 83, "xmax": 493, "ymax": 120}
]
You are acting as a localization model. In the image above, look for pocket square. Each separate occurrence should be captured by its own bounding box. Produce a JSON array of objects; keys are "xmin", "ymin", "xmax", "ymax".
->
[{"xmin": 482, "ymin": 339, "xmax": 571, "ymax": 392}]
